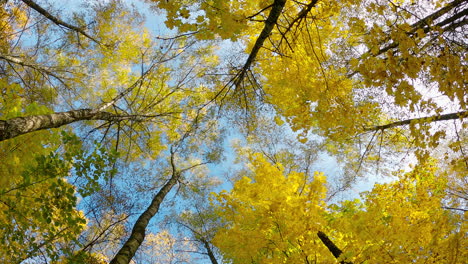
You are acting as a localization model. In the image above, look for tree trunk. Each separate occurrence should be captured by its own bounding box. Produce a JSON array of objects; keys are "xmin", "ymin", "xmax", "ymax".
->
[
  {"xmin": 0, "ymin": 109, "xmax": 116, "ymax": 141},
  {"xmin": 317, "ymin": 231, "xmax": 352, "ymax": 264},
  {"xmin": 110, "ymin": 171, "xmax": 180, "ymax": 264},
  {"xmin": 234, "ymin": 0, "xmax": 286, "ymax": 88},
  {"xmin": 202, "ymin": 239, "xmax": 219, "ymax": 264}
]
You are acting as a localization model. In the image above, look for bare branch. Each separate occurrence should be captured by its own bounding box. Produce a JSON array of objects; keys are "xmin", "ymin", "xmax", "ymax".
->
[
  {"xmin": 0, "ymin": 53, "xmax": 66, "ymax": 82},
  {"xmin": 441, "ymin": 206, "xmax": 467, "ymax": 212},
  {"xmin": 20, "ymin": 0, "xmax": 102, "ymax": 45},
  {"xmin": 278, "ymin": 0, "xmax": 319, "ymax": 49},
  {"xmin": 376, "ymin": 0, "xmax": 467, "ymax": 55}
]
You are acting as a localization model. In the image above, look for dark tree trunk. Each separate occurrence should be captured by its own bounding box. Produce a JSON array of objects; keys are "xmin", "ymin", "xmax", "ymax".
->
[
  {"xmin": 109, "ymin": 171, "xmax": 180, "ymax": 264},
  {"xmin": 317, "ymin": 231, "xmax": 353, "ymax": 264},
  {"xmin": 202, "ymin": 239, "xmax": 219, "ymax": 264}
]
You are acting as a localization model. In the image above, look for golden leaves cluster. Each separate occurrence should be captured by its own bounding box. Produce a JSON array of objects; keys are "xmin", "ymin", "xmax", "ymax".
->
[{"xmin": 212, "ymin": 154, "xmax": 466, "ymax": 263}]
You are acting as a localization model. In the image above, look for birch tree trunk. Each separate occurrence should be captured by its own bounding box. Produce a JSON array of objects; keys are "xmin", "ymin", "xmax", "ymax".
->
[{"xmin": 0, "ymin": 109, "xmax": 116, "ymax": 141}]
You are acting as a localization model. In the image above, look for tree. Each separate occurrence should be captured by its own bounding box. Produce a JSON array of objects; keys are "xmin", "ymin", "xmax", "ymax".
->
[
  {"xmin": 0, "ymin": 131, "xmax": 117, "ymax": 262},
  {"xmin": 153, "ymin": 0, "xmax": 467, "ymax": 207},
  {"xmin": 1, "ymin": 0, "xmax": 221, "ymax": 262},
  {"xmin": 1, "ymin": 0, "xmax": 466, "ymax": 263},
  {"xmin": 212, "ymin": 153, "xmax": 466, "ymax": 263},
  {"xmin": 152, "ymin": 0, "xmax": 466, "ymax": 165}
]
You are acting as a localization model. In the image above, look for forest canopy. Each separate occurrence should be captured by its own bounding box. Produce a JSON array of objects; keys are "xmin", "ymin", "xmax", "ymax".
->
[{"xmin": 0, "ymin": 0, "xmax": 466, "ymax": 263}]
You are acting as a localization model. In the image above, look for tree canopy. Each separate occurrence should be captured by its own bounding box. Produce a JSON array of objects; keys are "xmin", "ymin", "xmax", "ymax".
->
[{"xmin": 0, "ymin": 0, "xmax": 466, "ymax": 263}]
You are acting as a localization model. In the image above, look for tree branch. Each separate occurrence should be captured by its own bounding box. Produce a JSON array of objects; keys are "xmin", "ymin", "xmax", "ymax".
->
[
  {"xmin": 177, "ymin": 220, "xmax": 219, "ymax": 264},
  {"xmin": 278, "ymin": 0, "xmax": 319, "ymax": 49},
  {"xmin": 80, "ymin": 214, "xmax": 131, "ymax": 252},
  {"xmin": 0, "ymin": 51, "xmax": 180, "ymax": 141},
  {"xmin": 441, "ymin": 206, "xmax": 467, "ymax": 212},
  {"xmin": 376, "ymin": 0, "xmax": 466, "ymax": 55},
  {"xmin": 409, "ymin": 0, "xmax": 466, "ymax": 32},
  {"xmin": 367, "ymin": 110, "xmax": 468, "ymax": 131},
  {"xmin": 20, "ymin": 0, "xmax": 101, "ymax": 45},
  {"xmin": 0, "ymin": 53, "xmax": 66, "ymax": 82}
]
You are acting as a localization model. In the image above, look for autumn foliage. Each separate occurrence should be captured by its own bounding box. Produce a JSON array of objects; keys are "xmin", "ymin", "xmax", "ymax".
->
[
  {"xmin": 0, "ymin": 0, "xmax": 466, "ymax": 263},
  {"xmin": 213, "ymin": 154, "xmax": 466, "ymax": 263}
]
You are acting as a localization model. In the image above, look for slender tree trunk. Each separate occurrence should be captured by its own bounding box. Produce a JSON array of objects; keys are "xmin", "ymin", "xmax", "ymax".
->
[
  {"xmin": 201, "ymin": 239, "xmax": 219, "ymax": 264},
  {"xmin": 0, "ymin": 109, "xmax": 116, "ymax": 141},
  {"xmin": 110, "ymin": 171, "xmax": 180, "ymax": 264},
  {"xmin": 317, "ymin": 231, "xmax": 352, "ymax": 264},
  {"xmin": 234, "ymin": 0, "xmax": 286, "ymax": 88}
]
